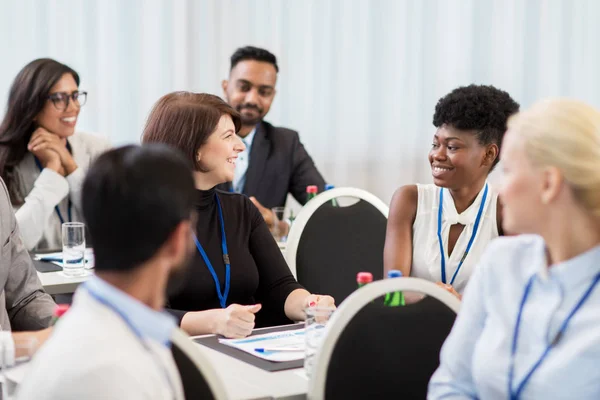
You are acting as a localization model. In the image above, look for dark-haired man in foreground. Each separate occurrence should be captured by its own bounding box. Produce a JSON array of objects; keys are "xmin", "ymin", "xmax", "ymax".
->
[{"xmin": 17, "ymin": 144, "xmax": 196, "ymax": 400}]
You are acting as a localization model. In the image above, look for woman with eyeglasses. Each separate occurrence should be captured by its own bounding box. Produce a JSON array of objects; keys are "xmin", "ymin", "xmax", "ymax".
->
[{"xmin": 0, "ymin": 58, "xmax": 110, "ymax": 250}]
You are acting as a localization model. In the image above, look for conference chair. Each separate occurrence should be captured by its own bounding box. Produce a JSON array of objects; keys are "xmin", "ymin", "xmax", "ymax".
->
[
  {"xmin": 307, "ymin": 278, "xmax": 461, "ymax": 400},
  {"xmin": 285, "ymin": 187, "xmax": 389, "ymax": 304},
  {"xmin": 171, "ymin": 328, "xmax": 228, "ymax": 400}
]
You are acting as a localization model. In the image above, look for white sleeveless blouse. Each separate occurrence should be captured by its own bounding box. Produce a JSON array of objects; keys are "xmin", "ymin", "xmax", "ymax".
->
[{"xmin": 411, "ymin": 183, "xmax": 499, "ymax": 294}]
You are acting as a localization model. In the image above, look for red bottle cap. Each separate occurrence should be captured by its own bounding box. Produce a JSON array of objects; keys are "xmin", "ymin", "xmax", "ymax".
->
[
  {"xmin": 306, "ymin": 185, "xmax": 318, "ymax": 194},
  {"xmin": 54, "ymin": 304, "xmax": 70, "ymax": 318},
  {"xmin": 356, "ymin": 272, "xmax": 373, "ymax": 284}
]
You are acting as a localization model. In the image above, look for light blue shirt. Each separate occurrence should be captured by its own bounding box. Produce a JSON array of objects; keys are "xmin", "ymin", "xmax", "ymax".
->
[
  {"xmin": 232, "ymin": 127, "xmax": 256, "ymax": 193},
  {"xmin": 83, "ymin": 276, "xmax": 177, "ymax": 347},
  {"xmin": 428, "ymin": 235, "xmax": 600, "ymax": 400}
]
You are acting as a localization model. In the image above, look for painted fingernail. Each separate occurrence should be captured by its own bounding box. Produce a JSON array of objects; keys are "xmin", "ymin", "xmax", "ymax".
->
[{"xmin": 309, "ymin": 301, "xmax": 316, "ymax": 307}]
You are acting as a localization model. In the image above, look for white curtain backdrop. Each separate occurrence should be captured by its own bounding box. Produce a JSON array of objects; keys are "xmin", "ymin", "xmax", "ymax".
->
[{"xmin": 1, "ymin": 0, "xmax": 599, "ymax": 205}]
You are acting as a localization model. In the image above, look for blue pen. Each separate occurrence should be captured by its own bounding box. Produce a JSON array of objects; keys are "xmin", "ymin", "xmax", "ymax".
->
[
  {"xmin": 38, "ymin": 257, "xmax": 63, "ymax": 262},
  {"xmin": 254, "ymin": 347, "xmax": 304, "ymax": 353},
  {"xmin": 38, "ymin": 257, "xmax": 86, "ymax": 264}
]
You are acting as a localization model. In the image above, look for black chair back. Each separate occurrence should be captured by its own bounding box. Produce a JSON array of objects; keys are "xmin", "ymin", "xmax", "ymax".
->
[
  {"xmin": 324, "ymin": 296, "xmax": 457, "ymax": 399},
  {"xmin": 171, "ymin": 341, "xmax": 216, "ymax": 400},
  {"xmin": 295, "ymin": 200, "xmax": 387, "ymax": 303}
]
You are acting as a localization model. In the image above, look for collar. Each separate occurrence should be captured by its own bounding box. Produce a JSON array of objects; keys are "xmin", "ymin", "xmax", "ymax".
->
[
  {"xmin": 195, "ymin": 187, "xmax": 216, "ymax": 209},
  {"xmin": 534, "ymin": 238, "xmax": 600, "ymax": 291},
  {"xmin": 441, "ymin": 182, "xmax": 489, "ymax": 226},
  {"xmin": 83, "ymin": 276, "xmax": 177, "ymax": 347},
  {"xmin": 240, "ymin": 127, "xmax": 257, "ymax": 149}
]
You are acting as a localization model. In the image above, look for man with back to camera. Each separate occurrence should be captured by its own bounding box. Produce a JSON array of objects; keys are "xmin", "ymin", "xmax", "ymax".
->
[
  {"xmin": 219, "ymin": 46, "xmax": 326, "ymax": 225},
  {"xmin": 16, "ymin": 144, "xmax": 197, "ymax": 399}
]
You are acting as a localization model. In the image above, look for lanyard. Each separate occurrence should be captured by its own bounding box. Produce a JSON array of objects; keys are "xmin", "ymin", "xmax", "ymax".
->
[
  {"xmin": 508, "ymin": 272, "xmax": 600, "ymax": 400},
  {"xmin": 193, "ymin": 193, "xmax": 231, "ymax": 309},
  {"xmin": 34, "ymin": 157, "xmax": 72, "ymax": 224},
  {"xmin": 83, "ymin": 283, "xmax": 176, "ymax": 399},
  {"xmin": 436, "ymin": 183, "xmax": 488, "ymax": 285}
]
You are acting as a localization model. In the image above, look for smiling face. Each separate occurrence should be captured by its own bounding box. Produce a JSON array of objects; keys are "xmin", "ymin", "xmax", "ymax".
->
[
  {"xmin": 196, "ymin": 114, "xmax": 246, "ymax": 185},
  {"xmin": 222, "ymin": 60, "xmax": 277, "ymax": 130},
  {"xmin": 429, "ymin": 124, "xmax": 497, "ymax": 190},
  {"xmin": 35, "ymin": 73, "xmax": 80, "ymax": 138}
]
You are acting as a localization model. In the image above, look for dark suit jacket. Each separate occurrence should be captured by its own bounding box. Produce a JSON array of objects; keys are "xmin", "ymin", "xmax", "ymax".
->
[{"xmin": 219, "ymin": 121, "xmax": 326, "ymax": 209}]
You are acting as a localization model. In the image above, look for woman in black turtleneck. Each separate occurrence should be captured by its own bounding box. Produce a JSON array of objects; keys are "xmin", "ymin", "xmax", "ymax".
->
[{"xmin": 142, "ymin": 92, "xmax": 335, "ymax": 338}]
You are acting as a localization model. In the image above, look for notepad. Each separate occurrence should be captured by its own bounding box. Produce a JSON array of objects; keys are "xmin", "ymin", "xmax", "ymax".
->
[{"xmin": 219, "ymin": 328, "xmax": 305, "ymax": 362}]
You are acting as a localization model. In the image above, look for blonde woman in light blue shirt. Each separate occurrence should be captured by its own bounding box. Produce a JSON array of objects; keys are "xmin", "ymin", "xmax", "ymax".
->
[{"xmin": 429, "ymin": 98, "xmax": 600, "ymax": 400}]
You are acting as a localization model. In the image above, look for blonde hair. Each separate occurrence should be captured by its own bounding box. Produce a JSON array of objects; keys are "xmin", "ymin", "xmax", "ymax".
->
[{"xmin": 507, "ymin": 98, "xmax": 600, "ymax": 216}]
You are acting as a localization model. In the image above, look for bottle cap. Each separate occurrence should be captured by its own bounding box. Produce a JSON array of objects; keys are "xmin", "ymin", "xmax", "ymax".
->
[
  {"xmin": 306, "ymin": 185, "xmax": 318, "ymax": 194},
  {"xmin": 356, "ymin": 272, "xmax": 373, "ymax": 284},
  {"xmin": 387, "ymin": 270, "xmax": 402, "ymax": 278},
  {"xmin": 324, "ymin": 184, "xmax": 335, "ymax": 191},
  {"xmin": 54, "ymin": 304, "xmax": 70, "ymax": 318}
]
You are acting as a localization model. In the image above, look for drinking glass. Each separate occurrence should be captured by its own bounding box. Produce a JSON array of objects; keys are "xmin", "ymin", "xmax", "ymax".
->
[
  {"xmin": 270, "ymin": 207, "xmax": 290, "ymax": 243},
  {"xmin": 62, "ymin": 222, "xmax": 86, "ymax": 277},
  {"xmin": 304, "ymin": 306, "xmax": 335, "ymax": 377}
]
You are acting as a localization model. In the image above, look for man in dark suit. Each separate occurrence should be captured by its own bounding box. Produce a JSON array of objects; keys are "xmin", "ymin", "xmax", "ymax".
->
[{"xmin": 220, "ymin": 46, "xmax": 325, "ymax": 224}]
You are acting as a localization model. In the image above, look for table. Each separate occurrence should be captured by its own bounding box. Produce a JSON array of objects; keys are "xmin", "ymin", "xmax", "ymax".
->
[
  {"xmin": 36, "ymin": 244, "xmax": 287, "ymax": 296},
  {"xmin": 37, "ymin": 270, "xmax": 90, "ymax": 295},
  {"xmin": 193, "ymin": 326, "xmax": 308, "ymax": 400}
]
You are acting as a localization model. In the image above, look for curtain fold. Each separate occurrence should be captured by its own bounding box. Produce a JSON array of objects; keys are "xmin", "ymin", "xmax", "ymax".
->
[{"xmin": 1, "ymin": 0, "xmax": 598, "ymax": 204}]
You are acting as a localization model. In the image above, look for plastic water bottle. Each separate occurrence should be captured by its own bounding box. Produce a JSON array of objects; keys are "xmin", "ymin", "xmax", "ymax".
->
[
  {"xmin": 384, "ymin": 270, "xmax": 405, "ymax": 306},
  {"xmin": 50, "ymin": 304, "xmax": 70, "ymax": 326},
  {"xmin": 324, "ymin": 184, "xmax": 339, "ymax": 207},
  {"xmin": 306, "ymin": 185, "xmax": 318, "ymax": 201},
  {"xmin": 357, "ymin": 272, "xmax": 373, "ymax": 289}
]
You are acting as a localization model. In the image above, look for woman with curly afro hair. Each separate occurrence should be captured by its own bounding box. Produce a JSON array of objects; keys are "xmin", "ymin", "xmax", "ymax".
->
[{"xmin": 384, "ymin": 85, "xmax": 519, "ymax": 299}]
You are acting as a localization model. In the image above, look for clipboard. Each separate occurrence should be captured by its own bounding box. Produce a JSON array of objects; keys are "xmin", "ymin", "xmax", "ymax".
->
[{"xmin": 194, "ymin": 324, "xmax": 305, "ymax": 372}]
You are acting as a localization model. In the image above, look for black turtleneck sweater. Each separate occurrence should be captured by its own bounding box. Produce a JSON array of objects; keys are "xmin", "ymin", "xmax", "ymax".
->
[{"xmin": 167, "ymin": 188, "xmax": 304, "ymax": 328}]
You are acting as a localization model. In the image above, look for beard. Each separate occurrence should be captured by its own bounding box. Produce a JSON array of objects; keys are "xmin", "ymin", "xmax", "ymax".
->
[{"xmin": 236, "ymin": 103, "xmax": 264, "ymax": 126}]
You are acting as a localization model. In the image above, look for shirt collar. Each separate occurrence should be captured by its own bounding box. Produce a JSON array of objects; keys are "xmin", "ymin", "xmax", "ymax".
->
[
  {"xmin": 240, "ymin": 127, "xmax": 257, "ymax": 150},
  {"xmin": 442, "ymin": 181, "xmax": 489, "ymax": 226},
  {"xmin": 83, "ymin": 276, "xmax": 177, "ymax": 347},
  {"xmin": 535, "ymin": 241, "xmax": 600, "ymax": 291}
]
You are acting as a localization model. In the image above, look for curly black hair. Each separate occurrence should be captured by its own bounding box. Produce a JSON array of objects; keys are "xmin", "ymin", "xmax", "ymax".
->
[
  {"xmin": 230, "ymin": 46, "xmax": 279, "ymax": 73},
  {"xmin": 433, "ymin": 84, "xmax": 519, "ymax": 166}
]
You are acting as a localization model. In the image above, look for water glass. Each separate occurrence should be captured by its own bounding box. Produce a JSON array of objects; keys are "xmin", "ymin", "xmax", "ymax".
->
[
  {"xmin": 62, "ymin": 222, "xmax": 86, "ymax": 277},
  {"xmin": 1, "ymin": 337, "xmax": 38, "ymax": 398},
  {"xmin": 304, "ymin": 306, "xmax": 335, "ymax": 377},
  {"xmin": 270, "ymin": 207, "xmax": 290, "ymax": 243}
]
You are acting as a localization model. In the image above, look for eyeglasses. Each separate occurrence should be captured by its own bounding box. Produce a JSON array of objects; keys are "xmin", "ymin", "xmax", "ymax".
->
[{"xmin": 46, "ymin": 91, "xmax": 88, "ymax": 111}]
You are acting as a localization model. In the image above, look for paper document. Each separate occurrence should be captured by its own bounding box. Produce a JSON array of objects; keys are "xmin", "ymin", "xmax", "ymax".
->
[
  {"xmin": 219, "ymin": 328, "xmax": 305, "ymax": 362},
  {"xmin": 34, "ymin": 248, "xmax": 95, "ymax": 269}
]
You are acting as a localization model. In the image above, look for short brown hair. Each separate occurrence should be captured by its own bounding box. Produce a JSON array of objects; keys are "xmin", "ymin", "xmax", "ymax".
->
[{"xmin": 141, "ymin": 92, "xmax": 241, "ymax": 170}]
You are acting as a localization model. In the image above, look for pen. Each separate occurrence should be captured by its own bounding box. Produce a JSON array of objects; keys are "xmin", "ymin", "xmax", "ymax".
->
[
  {"xmin": 254, "ymin": 347, "xmax": 304, "ymax": 353},
  {"xmin": 37, "ymin": 257, "xmax": 88, "ymax": 263},
  {"xmin": 38, "ymin": 257, "xmax": 63, "ymax": 262}
]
